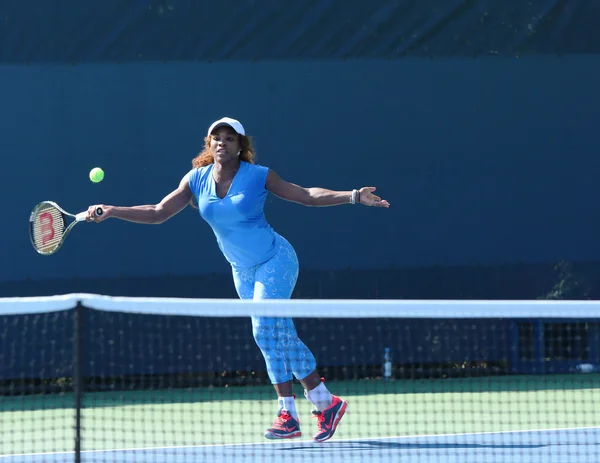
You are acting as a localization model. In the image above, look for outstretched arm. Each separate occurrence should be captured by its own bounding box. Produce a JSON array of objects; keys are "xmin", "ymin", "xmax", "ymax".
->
[
  {"xmin": 86, "ymin": 173, "xmax": 194, "ymax": 224},
  {"xmin": 265, "ymin": 170, "xmax": 390, "ymax": 208}
]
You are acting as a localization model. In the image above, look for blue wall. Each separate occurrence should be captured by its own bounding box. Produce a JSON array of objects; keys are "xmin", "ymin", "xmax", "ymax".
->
[{"xmin": 3, "ymin": 56, "xmax": 600, "ymax": 286}]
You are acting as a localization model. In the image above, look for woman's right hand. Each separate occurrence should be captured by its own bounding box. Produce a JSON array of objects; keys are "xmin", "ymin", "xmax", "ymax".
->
[{"xmin": 86, "ymin": 205, "xmax": 109, "ymax": 223}]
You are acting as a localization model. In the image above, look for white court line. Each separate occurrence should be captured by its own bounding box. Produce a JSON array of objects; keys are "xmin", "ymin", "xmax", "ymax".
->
[{"xmin": 2, "ymin": 425, "xmax": 600, "ymax": 459}]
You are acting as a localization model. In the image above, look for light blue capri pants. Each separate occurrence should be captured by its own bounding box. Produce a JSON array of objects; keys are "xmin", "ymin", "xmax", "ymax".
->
[{"xmin": 232, "ymin": 234, "xmax": 317, "ymax": 384}]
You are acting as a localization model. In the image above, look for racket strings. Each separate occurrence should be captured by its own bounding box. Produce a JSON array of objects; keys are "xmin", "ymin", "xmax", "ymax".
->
[{"xmin": 31, "ymin": 205, "xmax": 66, "ymax": 254}]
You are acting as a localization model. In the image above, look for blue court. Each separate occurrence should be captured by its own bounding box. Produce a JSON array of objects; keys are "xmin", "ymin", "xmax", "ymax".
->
[{"xmin": 3, "ymin": 427, "xmax": 599, "ymax": 463}]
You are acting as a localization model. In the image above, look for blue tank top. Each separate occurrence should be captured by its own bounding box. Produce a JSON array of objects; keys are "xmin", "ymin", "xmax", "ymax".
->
[{"xmin": 188, "ymin": 161, "xmax": 277, "ymax": 268}]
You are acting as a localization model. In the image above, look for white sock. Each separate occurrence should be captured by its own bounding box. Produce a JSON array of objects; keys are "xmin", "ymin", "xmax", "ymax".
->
[
  {"xmin": 278, "ymin": 396, "xmax": 299, "ymax": 421},
  {"xmin": 305, "ymin": 382, "xmax": 333, "ymax": 411}
]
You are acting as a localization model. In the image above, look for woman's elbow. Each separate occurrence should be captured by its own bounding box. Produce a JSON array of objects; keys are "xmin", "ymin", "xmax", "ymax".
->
[
  {"xmin": 299, "ymin": 188, "xmax": 317, "ymax": 206},
  {"xmin": 153, "ymin": 206, "xmax": 169, "ymax": 224},
  {"xmin": 297, "ymin": 193, "xmax": 315, "ymax": 206}
]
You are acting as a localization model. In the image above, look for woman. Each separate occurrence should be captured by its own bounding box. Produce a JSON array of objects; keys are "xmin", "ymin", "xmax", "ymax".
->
[{"xmin": 86, "ymin": 117, "xmax": 390, "ymax": 443}]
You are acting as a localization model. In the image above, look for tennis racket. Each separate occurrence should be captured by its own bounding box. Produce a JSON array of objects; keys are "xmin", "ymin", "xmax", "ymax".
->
[{"xmin": 29, "ymin": 201, "xmax": 103, "ymax": 255}]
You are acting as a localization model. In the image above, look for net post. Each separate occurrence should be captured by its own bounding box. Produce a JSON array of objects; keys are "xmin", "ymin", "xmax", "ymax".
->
[{"xmin": 74, "ymin": 302, "xmax": 83, "ymax": 463}]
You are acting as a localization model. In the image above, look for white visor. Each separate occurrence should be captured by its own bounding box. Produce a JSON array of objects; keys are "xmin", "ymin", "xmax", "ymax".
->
[{"xmin": 207, "ymin": 117, "xmax": 246, "ymax": 137}]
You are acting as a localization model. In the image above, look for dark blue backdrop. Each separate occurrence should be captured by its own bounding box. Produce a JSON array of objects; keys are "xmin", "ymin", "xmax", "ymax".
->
[
  {"xmin": 2, "ymin": 57, "xmax": 600, "ymax": 290},
  {"xmin": 3, "ymin": 1, "xmax": 600, "ymax": 296}
]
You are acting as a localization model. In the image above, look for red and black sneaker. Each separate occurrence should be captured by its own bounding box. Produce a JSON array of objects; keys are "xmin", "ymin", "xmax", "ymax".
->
[
  {"xmin": 312, "ymin": 395, "xmax": 348, "ymax": 443},
  {"xmin": 264, "ymin": 410, "xmax": 302, "ymax": 439}
]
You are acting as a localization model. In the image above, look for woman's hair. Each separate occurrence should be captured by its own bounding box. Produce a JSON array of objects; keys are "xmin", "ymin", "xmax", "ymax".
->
[
  {"xmin": 189, "ymin": 132, "xmax": 256, "ymax": 208},
  {"xmin": 191, "ymin": 133, "xmax": 256, "ymax": 168}
]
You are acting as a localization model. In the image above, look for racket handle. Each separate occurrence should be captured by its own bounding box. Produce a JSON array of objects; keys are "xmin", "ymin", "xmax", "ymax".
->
[{"xmin": 76, "ymin": 207, "xmax": 103, "ymax": 222}]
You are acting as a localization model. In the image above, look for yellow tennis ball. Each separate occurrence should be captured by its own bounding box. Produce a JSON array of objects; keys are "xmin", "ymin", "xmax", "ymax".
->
[{"xmin": 89, "ymin": 167, "xmax": 104, "ymax": 183}]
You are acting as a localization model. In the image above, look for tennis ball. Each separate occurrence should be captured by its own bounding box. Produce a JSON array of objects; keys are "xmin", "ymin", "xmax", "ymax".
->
[{"xmin": 89, "ymin": 167, "xmax": 104, "ymax": 183}]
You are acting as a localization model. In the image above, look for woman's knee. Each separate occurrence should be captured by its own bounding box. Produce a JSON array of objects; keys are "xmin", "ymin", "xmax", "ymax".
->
[{"xmin": 252, "ymin": 317, "xmax": 297, "ymax": 351}]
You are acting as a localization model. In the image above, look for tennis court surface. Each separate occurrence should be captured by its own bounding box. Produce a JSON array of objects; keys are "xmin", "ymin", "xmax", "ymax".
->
[{"xmin": 1, "ymin": 294, "xmax": 600, "ymax": 462}]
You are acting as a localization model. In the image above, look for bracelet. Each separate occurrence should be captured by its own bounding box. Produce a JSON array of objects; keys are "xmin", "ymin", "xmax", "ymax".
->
[{"xmin": 351, "ymin": 189, "xmax": 358, "ymax": 205}]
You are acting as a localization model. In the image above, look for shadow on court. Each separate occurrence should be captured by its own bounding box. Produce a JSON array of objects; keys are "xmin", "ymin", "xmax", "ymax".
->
[{"xmin": 281, "ymin": 440, "xmax": 547, "ymax": 451}]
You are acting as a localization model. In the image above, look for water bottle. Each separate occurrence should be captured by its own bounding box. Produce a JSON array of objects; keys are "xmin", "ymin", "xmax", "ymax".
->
[{"xmin": 383, "ymin": 347, "xmax": 392, "ymax": 381}]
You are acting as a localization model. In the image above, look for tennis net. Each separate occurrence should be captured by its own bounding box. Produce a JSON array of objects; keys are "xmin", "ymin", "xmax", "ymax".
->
[{"xmin": 1, "ymin": 294, "xmax": 600, "ymax": 463}]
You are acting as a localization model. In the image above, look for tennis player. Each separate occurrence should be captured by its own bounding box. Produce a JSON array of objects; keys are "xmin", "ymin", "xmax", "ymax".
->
[{"xmin": 85, "ymin": 117, "xmax": 390, "ymax": 442}]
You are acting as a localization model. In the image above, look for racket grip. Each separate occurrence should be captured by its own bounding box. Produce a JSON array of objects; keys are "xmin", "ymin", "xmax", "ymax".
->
[{"xmin": 96, "ymin": 207, "xmax": 103, "ymax": 216}]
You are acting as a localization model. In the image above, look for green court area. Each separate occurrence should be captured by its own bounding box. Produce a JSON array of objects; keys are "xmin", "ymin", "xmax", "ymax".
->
[{"xmin": 2, "ymin": 375, "xmax": 600, "ymax": 455}]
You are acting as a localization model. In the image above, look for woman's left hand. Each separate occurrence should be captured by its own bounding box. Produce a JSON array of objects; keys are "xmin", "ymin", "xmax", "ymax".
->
[{"xmin": 359, "ymin": 187, "xmax": 390, "ymax": 207}]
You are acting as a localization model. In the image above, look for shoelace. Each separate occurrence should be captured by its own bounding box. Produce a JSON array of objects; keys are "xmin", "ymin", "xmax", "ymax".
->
[
  {"xmin": 311, "ymin": 410, "xmax": 327, "ymax": 430},
  {"xmin": 273, "ymin": 411, "xmax": 293, "ymax": 427}
]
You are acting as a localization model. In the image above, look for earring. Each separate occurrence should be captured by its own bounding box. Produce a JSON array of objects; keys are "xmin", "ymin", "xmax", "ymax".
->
[{"xmin": 238, "ymin": 150, "xmax": 241, "ymax": 156}]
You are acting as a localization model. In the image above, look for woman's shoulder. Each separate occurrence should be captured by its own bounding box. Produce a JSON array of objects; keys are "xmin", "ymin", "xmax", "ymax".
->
[
  {"xmin": 188, "ymin": 164, "xmax": 213, "ymax": 188},
  {"xmin": 243, "ymin": 161, "xmax": 269, "ymax": 174},
  {"xmin": 190, "ymin": 164, "xmax": 213, "ymax": 177}
]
